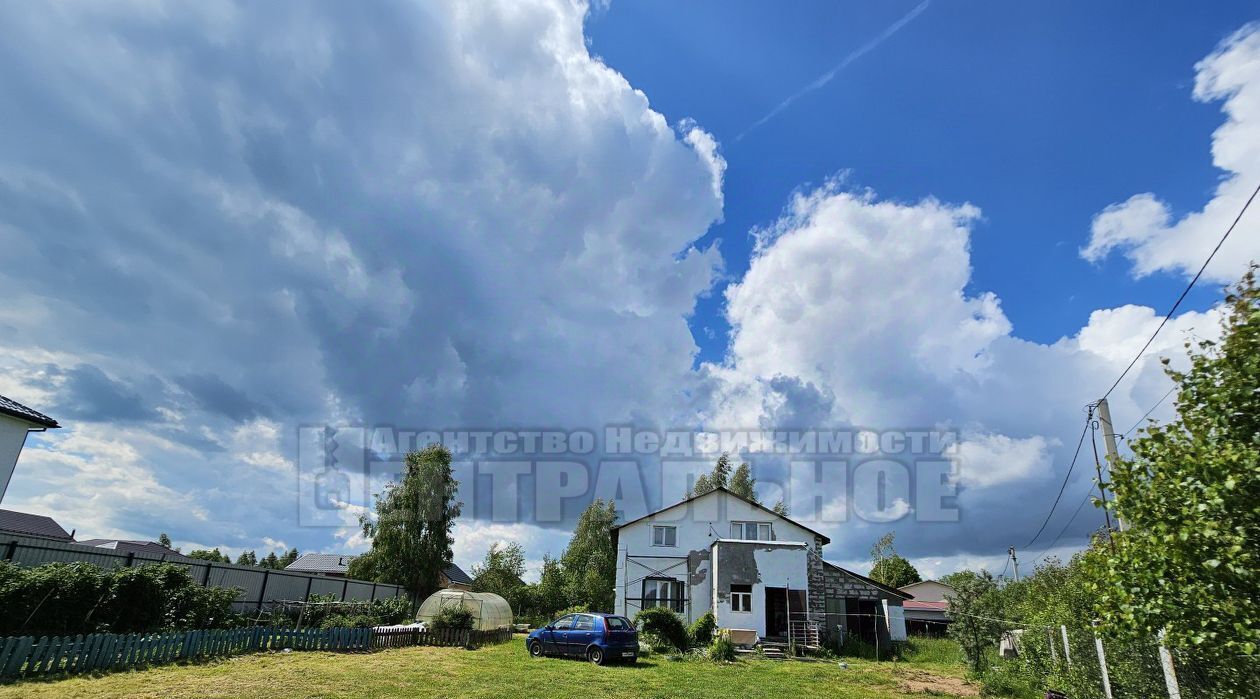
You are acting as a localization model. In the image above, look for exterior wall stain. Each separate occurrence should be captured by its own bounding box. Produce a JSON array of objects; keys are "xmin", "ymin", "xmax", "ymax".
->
[
  {"xmin": 687, "ymin": 548, "xmax": 710, "ymax": 587},
  {"xmin": 713, "ymin": 541, "xmax": 764, "ymax": 602}
]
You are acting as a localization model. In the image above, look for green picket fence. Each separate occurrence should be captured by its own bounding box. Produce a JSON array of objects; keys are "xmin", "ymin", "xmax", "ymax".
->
[{"xmin": 0, "ymin": 626, "xmax": 373, "ymax": 680}]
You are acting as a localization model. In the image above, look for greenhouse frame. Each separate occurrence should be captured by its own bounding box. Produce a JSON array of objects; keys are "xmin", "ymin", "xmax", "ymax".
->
[{"xmin": 415, "ymin": 589, "xmax": 513, "ymax": 630}]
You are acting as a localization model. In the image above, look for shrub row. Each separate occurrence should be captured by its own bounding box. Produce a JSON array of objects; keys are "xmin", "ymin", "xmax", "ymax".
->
[{"xmin": 0, "ymin": 561, "xmax": 239, "ymax": 637}]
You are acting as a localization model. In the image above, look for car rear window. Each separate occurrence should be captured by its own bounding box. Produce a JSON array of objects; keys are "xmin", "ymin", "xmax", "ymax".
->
[{"xmin": 605, "ymin": 616, "xmax": 630, "ymax": 630}]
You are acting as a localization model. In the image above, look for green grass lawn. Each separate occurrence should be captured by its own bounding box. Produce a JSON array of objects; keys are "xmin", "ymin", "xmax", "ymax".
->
[{"xmin": 0, "ymin": 636, "xmax": 976, "ymax": 699}]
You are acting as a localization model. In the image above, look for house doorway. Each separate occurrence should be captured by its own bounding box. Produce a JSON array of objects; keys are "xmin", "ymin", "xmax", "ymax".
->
[{"xmin": 764, "ymin": 587, "xmax": 807, "ymax": 638}]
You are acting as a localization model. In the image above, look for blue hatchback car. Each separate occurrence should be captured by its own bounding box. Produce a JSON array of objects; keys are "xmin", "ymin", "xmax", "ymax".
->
[{"xmin": 526, "ymin": 612, "xmax": 638, "ymax": 664}]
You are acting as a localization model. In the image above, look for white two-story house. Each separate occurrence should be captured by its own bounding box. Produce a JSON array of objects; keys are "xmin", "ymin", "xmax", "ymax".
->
[{"xmin": 611, "ymin": 486, "xmax": 910, "ymax": 645}]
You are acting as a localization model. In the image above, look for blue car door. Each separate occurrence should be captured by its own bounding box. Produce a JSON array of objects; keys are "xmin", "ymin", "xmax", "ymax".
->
[
  {"xmin": 570, "ymin": 614, "xmax": 596, "ymax": 656},
  {"xmin": 546, "ymin": 614, "xmax": 575, "ymax": 656}
]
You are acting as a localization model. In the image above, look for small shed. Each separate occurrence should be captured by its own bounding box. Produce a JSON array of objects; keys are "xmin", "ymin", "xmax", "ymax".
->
[{"xmin": 415, "ymin": 589, "xmax": 512, "ymax": 631}]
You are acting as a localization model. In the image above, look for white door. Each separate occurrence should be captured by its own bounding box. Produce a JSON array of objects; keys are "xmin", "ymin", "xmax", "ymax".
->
[{"xmin": 883, "ymin": 600, "xmax": 907, "ymax": 641}]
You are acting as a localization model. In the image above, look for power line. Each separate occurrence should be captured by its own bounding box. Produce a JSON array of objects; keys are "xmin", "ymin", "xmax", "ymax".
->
[
  {"xmin": 1043, "ymin": 487, "xmax": 1096, "ymax": 554},
  {"xmin": 1121, "ymin": 386, "xmax": 1177, "ymax": 439},
  {"xmin": 1024, "ymin": 415, "xmax": 1091, "ymax": 549},
  {"xmin": 1100, "ymin": 181, "xmax": 1260, "ymax": 401}
]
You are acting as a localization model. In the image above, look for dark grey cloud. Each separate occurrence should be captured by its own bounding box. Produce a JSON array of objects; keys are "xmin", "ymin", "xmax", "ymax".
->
[
  {"xmin": 49, "ymin": 364, "xmax": 160, "ymax": 423},
  {"xmin": 0, "ymin": 0, "xmax": 725, "ymax": 565},
  {"xmin": 176, "ymin": 374, "xmax": 267, "ymax": 423}
]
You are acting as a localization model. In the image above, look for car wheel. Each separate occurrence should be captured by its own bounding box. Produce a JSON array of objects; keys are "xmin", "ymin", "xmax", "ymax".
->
[
  {"xmin": 587, "ymin": 646, "xmax": 604, "ymax": 665},
  {"xmin": 529, "ymin": 641, "xmax": 544, "ymax": 658}
]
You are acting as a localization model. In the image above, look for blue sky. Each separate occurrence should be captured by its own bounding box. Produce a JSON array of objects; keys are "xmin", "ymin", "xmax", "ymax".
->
[
  {"xmin": 590, "ymin": 0, "xmax": 1257, "ymax": 360},
  {"xmin": 1, "ymin": 1, "xmax": 1257, "ymax": 579}
]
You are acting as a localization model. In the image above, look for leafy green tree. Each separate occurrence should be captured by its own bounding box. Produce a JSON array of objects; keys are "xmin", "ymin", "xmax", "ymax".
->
[
  {"xmin": 868, "ymin": 532, "xmax": 921, "ymax": 588},
  {"xmin": 689, "ymin": 473, "xmax": 710, "ymax": 498},
  {"xmin": 1086, "ymin": 267, "xmax": 1260, "ymax": 666},
  {"xmin": 345, "ymin": 550, "xmax": 379, "ymax": 580},
  {"xmin": 259, "ymin": 552, "xmax": 281, "ymax": 569},
  {"xmin": 157, "ymin": 532, "xmax": 172, "ymax": 549},
  {"xmin": 278, "ymin": 548, "xmax": 300, "ymax": 568},
  {"xmin": 772, "ymin": 500, "xmax": 789, "ymax": 516},
  {"xmin": 559, "ymin": 498, "xmax": 617, "ymax": 611},
  {"xmin": 533, "ymin": 554, "xmax": 568, "ymax": 617},
  {"xmin": 186, "ymin": 548, "xmax": 230, "ymax": 563},
  {"xmin": 870, "ymin": 554, "xmax": 921, "ymax": 589},
  {"xmin": 358, "ymin": 444, "xmax": 462, "ymax": 600},
  {"xmin": 234, "ymin": 550, "xmax": 257, "ymax": 566},
  {"xmin": 945, "ymin": 570, "xmax": 1004, "ymax": 674},
  {"xmin": 472, "ymin": 542, "xmax": 528, "ymax": 610},
  {"xmin": 710, "ymin": 452, "xmax": 732, "ymax": 489},
  {"xmin": 729, "ymin": 462, "xmax": 756, "ymax": 501},
  {"xmin": 691, "ymin": 452, "xmax": 758, "ymax": 500}
]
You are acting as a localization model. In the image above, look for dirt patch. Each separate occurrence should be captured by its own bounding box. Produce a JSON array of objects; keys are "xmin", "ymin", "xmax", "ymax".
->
[{"xmin": 897, "ymin": 669, "xmax": 979, "ymax": 697}]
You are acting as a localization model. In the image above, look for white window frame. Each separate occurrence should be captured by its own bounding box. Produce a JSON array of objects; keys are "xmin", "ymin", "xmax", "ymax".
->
[
  {"xmin": 642, "ymin": 577, "xmax": 684, "ymax": 612},
  {"xmin": 730, "ymin": 584, "xmax": 752, "ymax": 613},
  {"xmin": 651, "ymin": 525, "xmax": 677, "ymax": 547},
  {"xmin": 729, "ymin": 521, "xmax": 772, "ymax": 541}
]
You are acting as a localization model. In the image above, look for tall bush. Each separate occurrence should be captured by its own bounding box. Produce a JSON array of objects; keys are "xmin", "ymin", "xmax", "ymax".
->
[
  {"xmin": 634, "ymin": 607, "xmax": 689, "ymax": 652},
  {"xmin": 431, "ymin": 604, "xmax": 474, "ymax": 630},
  {"xmin": 689, "ymin": 611, "xmax": 716, "ymax": 647}
]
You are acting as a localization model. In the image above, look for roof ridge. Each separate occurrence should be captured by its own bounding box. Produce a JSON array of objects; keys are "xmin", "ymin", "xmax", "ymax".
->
[
  {"xmin": 0, "ymin": 394, "xmax": 59, "ymax": 428},
  {"xmin": 610, "ymin": 485, "xmax": 831, "ymax": 545}
]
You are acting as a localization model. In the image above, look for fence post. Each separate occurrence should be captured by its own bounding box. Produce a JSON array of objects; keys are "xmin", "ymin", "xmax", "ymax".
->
[
  {"xmin": 342, "ymin": 578, "xmax": 349, "ymax": 602},
  {"xmin": 1157, "ymin": 629, "xmax": 1182, "ymax": 699},
  {"xmin": 370, "ymin": 582, "xmax": 377, "ymax": 602},
  {"xmin": 4, "ymin": 540, "xmax": 16, "ymax": 561},
  {"xmin": 1092, "ymin": 621, "xmax": 1113, "ymax": 699},
  {"xmin": 1060, "ymin": 625, "xmax": 1072, "ymax": 668},
  {"xmin": 257, "ymin": 569, "xmax": 271, "ymax": 613},
  {"xmin": 1047, "ymin": 628, "xmax": 1058, "ymax": 663},
  {"xmin": 296, "ymin": 577, "xmax": 315, "ymax": 630},
  {"xmin": 125, "ymin": 552, "xmax": 136, "ymax": 568},
  {"xmin": 202, "ymin": 563, "xmax": 212, "ymax": 586}
]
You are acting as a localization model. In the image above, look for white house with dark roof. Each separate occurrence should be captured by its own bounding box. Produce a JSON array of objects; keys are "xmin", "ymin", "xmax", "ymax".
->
[
  {"xmin": 286, "ymin": 552, "xmax": 474, "ymax": 590},
  {"xmin": 0, "ymin": 394, "xmax": 59, "ymax": 503},
  {"xmin": 611, "ymin": 486, "xmax": 910, "ymax": 647}
]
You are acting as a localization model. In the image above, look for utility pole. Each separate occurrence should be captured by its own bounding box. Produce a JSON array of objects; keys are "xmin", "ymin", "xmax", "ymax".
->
[
  {"xmin": 1088, "ymin": 404, "xmax": 1116, "ymax": 539},
  {"xmin": 1007, "ymin": 546, "xmax": 1020, "ymax": 582},
  {"xmin": 1095, "ymin": 398, "xmax": 1126, "ymax": 531}
]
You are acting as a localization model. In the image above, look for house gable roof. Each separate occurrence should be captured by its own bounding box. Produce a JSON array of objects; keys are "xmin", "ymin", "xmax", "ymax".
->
[
  {"xmin": 0, "ymin": 508, "xmax": 73, "ymax": 540},
  {"xmin": 821, "ymin": 559, "xmax": 914, "ymax": 600},
  {"xmin": 899, "ymin": 579, "xmax": 953, "ymax": 593},
  {"xmin": 76, "ymin": 539, "xmax": 192, "ymax": 561},
  {"xmin": 611, "ymin": 486, "xmax": 831, "ymax": 545},
  {"xmin": 0, "ymin": 394, "xmax": 59, "ymax": 429},
  {"xmin": 286, "ymin": 552, "xmax": 473, "ymax": 586},
  {"xmin": 443, "ymin": 562, "xmax": 473, "ymax": 586},
  {"xmin": 285, "ymin": 552, "xmax": 355, "ymax": 573}
]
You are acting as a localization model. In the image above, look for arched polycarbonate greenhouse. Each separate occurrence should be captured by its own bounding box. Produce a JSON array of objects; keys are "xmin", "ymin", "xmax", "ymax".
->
[{"xmin": 415, "ymin": 589, "xmax": 513, "ymax": 630}]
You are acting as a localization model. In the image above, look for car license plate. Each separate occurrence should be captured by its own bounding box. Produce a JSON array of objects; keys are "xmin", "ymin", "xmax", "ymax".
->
[{"xmin": 622, "ymin": 651, "xmax": 635, "ymax": 658}]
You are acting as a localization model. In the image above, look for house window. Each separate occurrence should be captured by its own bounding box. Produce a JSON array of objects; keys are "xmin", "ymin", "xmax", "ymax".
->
[
  {"xmin": 730, "ymin": 521, "xmax": 772, "ymax": 540},
  {"xmin": 652, "ymin": 525, "xmax": 677, "ymax": 547},
  {"xmin": 643, "ymin": 577, "xmax": 684, "ymax": 612},
  {"xmin": 731, "ymin": 584, "xmax": 752, "ymax": 612}
]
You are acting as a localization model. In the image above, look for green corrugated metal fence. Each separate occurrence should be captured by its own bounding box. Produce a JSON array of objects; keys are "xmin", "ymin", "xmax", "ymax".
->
[{"xmin": 0, "ymin": 626, "xmax": 373, "ymax": 680}]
